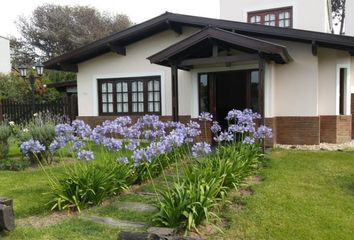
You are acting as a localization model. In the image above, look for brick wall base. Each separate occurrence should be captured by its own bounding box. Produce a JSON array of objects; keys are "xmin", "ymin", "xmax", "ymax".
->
[
  {"xmin": 274, "ymin": 117, "xmax": 320, "ymax": 145},
  {"xmin": 320, "ymin": 116, "xmax": 352, "ymax": 143}
]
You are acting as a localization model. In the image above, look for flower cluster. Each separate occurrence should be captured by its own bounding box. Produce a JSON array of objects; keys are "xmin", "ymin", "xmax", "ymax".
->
[
  {"xmin": 77, "ymin": 150, "xmax": 94, "ymax": 161},
  {"xmin": 212, "ymin": 109, "xmax": 272, "ymax": 143},
  {"xmin": 192, "ymin": 142, "xmax": 212, "ymax": 157},
  {"xmin": 20, "ymin": 139, "xmax": 45, "ymax": 155}
]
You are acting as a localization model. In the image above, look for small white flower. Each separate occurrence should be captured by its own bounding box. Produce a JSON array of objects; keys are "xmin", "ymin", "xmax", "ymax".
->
[
  {"xmin": 23, "ymin": 128, "xmax": 29, "ymax": 133},
  {"xmin": 33, "ymin": 113, "xmax": 38, "ymax": 117},
  {"xmin": 9, "ymin": 121, "xmax": 15, "ymax": 126}
]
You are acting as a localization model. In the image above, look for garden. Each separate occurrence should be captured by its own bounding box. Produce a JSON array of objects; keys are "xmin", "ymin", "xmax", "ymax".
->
[{"xmin": 1, "ymin": 110, "xmax": 354, "ymax": 239}]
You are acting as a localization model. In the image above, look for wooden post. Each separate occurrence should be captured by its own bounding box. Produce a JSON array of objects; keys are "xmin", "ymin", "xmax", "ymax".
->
[
  {"xmin": 258, "ymin": 56, "xmax": 265, "ymax": 125},
  {"xmin": 171, "ymin": 62, "xmax": 179, "ymax": 122},
  {"xmin": 258, "ymin": 55, "xmax": 266, "ymax": 153}
]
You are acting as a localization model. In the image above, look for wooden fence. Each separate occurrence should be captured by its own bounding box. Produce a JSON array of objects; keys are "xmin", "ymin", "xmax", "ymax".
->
[{"xmin": 0, "ymin": 95, "xmax": 78, "ymax": 123}]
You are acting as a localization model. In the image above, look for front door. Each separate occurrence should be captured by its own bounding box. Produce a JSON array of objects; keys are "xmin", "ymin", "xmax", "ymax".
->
[{"xmin": 198, "ymin": 69, "xmax": 259, "ymax": 126}]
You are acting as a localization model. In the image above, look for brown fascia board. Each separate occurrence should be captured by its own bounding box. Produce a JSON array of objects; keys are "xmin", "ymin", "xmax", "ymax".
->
[
  {"xmin": 44, "ymin": 12, "xmax": 354, "ymax": 71},
  {"xmin": 148, "ymin": 27, "xmax": 291, "ymax": 64}
]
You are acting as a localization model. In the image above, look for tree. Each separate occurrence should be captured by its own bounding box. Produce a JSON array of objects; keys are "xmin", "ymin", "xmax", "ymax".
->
[
  {"xmin": 331, "ymin": 0, "xmax": 346, "ymax": 35},
  {"xmin": 16, "ymin": 4, "xmax": 132, "ymax": 60}
]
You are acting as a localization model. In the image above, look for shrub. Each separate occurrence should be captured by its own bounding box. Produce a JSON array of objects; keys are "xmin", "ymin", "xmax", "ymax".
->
[
  {"xmin": 0, "ymin": 123, "xmax": 12, "ymax": 159},
  {"xmin": 0, "ymin": 158, "xmax": 31, "ymax": 171},
  {"xmin": 49, "ymin": 160, "xmax": 133, "ymax": 212},
  {"xmin": 17, "ymin": 112, "xmax": 64, "ymax": 163}
]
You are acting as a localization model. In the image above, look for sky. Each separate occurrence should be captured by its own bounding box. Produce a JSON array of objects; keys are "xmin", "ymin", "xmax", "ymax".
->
[{"xmin": 0, "ymin": 0, "xmax": 220, "ymax": 38}]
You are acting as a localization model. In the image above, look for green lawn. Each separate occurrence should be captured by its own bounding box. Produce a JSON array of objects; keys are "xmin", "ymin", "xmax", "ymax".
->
[
  {"xmin": 215, "ymin": 150, "xmax": 354, "ymax": 240},
  {"xmin": 1, "ymin": 149, "xmax": 354, "ymax": 239}
]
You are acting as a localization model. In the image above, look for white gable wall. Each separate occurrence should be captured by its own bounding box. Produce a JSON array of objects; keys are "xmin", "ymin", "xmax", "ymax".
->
[
  {"xmin": 77, "ymin": 27, "xmax": 198, "ymax": 117},
  {"xmin": 220, "ymin": 0, "xmax": 331, "ymax": 33},
  {"xmin": 345, "ymin": 0, "xmax": 354, "ymax": 36},
  {"xmin": 0, "ymin": 37, "xmax": 11, "ymax": 74}
]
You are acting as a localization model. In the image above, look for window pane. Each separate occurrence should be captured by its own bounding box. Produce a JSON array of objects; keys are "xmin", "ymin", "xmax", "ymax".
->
[
  {"xmin": 102, "ymin": 104, "xmax": 107, "ymax": 113},
  {"xmin": 148, "ymin": 92, "xmax": 153, "ymax": 101},
  {"xmin": 102, "ymin": 83, "xmax": 107, "ymax": 92},
  {"xmin": 154, "ymin": 92, "xmax": 160, "ymax": 101},
  {"xmin": 107, "ymin": 83, "xmax": 113, "ymax": 92},
  {"xmin": 123, "ymin": 93, "xmax": 128, "ymax": 102},
  {"xmin": 132, "ymin": 82, "xmax": 137, "ymax": 91},
  {"xmin": 117, "ymin": 83, "xmax": 122, "ymax": 92},
  {"xmin": 148, "ymin": 81, "xmax": 153, "ymax": 91},
  {"xmin": 117, "ymin": 93, "xmax": 122, "ymax": 102},
  {"xmin": 154, "ymin": 80, "xmax": 159, "ymax": 90},
  {"xmin": 138, "ymin": 92, "xmax": 144, "ymax": 101},
  {"xmin": 132, "ymin": 103, "xmax": 137, "ymax": 112},
  {"xmin": 148, "ymin": 102, "xmax": 154, "ymax": 112},
  {"xmin": 279, "ymin": 20, "xmax": 285, "ymax": 27},
  {"xmin": 138, "ymin": 81, "xmax": 143, "ymax": 91},
  {"xmin": 117, "ymin": 103, "xmax": 122, "ymax": 113},
  {"xmin": 138, "ymin": 103, "xmax": 144, "ymax": 112},
  {"xmin": 285, "ymin": 19, "xmax": 290, "ymax": 27},
  {"xmin": 108, "ymin": 103, "xmax": 113, "ymax": 112},
  {"xmin": 132, "ymin": 92, "xmax": 137, "ymax": 101},
  {"xmin": 123, "ymin": 82, "xmax": 128, "ymax": 92},
  {"xmin": 108, "ymin": 94, "xmax": 113, "ymax": 102},
  {"xmin": 199, "ymin": 74, "xmax": 209, "ymax": 112},
  {"xmin": 102, "ymin": 93, "xmax": 107, "ymax": 102},
  {"xmin": 154, "ymin": 102, "xmax": 160, "ymax": 112},
  {"xmin": 123, "ymin": 103, "xmax": 128, "ymax": 112}
]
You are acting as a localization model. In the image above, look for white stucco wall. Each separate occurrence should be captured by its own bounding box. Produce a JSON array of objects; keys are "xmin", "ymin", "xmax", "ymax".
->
[
  {"xmin": 345, "ymin": 0, "xmax": 354, "ymax": 36},
  {"xmin": 272, "ymin": 41, "xmax": 319, "ymax": 116},
  {"xmin": 0, "ymin": 36, "xmax": 11, "ymax": 74},
  {"xmin": 77, "ymin": 28, "xmax": 197, "ymax": 117},
  {"xmin": 220, "ymin": 0, "xmax": 331, "ymax": 33}
]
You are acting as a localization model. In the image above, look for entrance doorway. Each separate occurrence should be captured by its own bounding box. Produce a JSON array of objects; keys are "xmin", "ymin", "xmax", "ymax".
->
[{"xmin": 198, "ymin": 69, "xmax": 259, "ymax": 126}]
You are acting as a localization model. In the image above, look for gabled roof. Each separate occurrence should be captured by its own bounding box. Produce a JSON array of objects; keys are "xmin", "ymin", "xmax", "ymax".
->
[
  {"xmin": 148, "ymin": 27, "xmax": 291, "ymax": 66},
  {"xmin": 44, "ymin": 12, "xmax": 354, "ymax": 72}
]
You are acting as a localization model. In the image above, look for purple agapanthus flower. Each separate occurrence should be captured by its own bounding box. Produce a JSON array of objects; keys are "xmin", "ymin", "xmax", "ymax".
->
[
  {"xmin": 20, "ymin": 139, "xmax": 46, "ymax": 155},
  {"xmin": 198, "ymin": 112, "xmax": 213, "ymax": 122},
  {"xmin": 254, "ymin": 125, "xmax": 273, "ymax": 139},
  {"xmin": 210, "ymin": 121, "xmax": 221, "ymax": 134},
  {"xmin": 191, "ymin": 142, "xmax": 212, "ymax": 157},
  {"xmin": 71, "ymin": 140, "xmax": 83, "ymax": 152},
  {"xmin": 103, "ymin": 138, "xmax": 123, "ymax": 151},
  {"xmin": 243, "ymin": 136, "xmax": 255, "ymax": 145},
  {"xmin": 125, "ymin": 139, "xmax": 139, "ymax": 151},
  {"xmin": 214, "ymin": 131, "xmax": 234, "ymax": 142},
  {"xmin": 77, "ymin": 150, "xmax": 94, "ymax": 161},
  {"xmin": 117, "ymin": 156, "xmax": 129, "ymax": 164}
]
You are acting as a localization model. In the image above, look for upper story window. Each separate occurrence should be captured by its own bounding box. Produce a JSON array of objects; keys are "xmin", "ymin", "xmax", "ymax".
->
[
  {"xmin": 98, "ymin": 76, "xmax": 161, "ymax": 116},
  {"xmin": 248, "ymin": 7, "xmax": 293, "ymax": 28}
]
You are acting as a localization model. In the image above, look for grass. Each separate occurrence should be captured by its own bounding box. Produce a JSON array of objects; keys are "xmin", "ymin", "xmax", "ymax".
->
[
  {"xmin": 2, "ymin": 147, "xmax": 354, "ymax": 239},
  {"xmin": 214, "ymin": 149, "xmax": 354, "ymax": 240}
]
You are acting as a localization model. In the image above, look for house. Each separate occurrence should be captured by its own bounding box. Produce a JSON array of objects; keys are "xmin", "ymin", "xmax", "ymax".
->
[
  {"xmin": 44, "ymin": 0, "xmax": 354, "ymax": 145},
  {"xmin": 0, "ymin": 36, "xmax": 11, "ymax": 74}
]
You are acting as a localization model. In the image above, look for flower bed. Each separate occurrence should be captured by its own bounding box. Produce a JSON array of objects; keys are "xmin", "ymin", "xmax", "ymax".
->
[{"xmin": 16, "ymin": 109, "xmax": 272, "ymax": 231}]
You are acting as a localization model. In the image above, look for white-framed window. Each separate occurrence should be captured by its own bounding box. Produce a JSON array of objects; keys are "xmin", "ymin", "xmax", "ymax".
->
[{"xmin": 336, "ymin": 65, "xmax": 351, "ymax": 115}]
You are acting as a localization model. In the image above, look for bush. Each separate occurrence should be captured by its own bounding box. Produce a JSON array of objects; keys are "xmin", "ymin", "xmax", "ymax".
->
[
  {"xmin": 0, "ymin": 158, "xmax": 31, "ymax": 171},
  {"xmin": 17, "ymin": 112, "xmax": 64, "ymax": 163},
  {"xmin": 0, "ymin": 123, "xmax": 12, "ymax": 159},
  {"xmin": 49, "ymin": 160, "xmax": 133, "ymax": 212}
]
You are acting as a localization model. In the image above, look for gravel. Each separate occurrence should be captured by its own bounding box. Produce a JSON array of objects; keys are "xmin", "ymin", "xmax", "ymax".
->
[{"xmin": 275, "ymin": 140, "xmax": 354, "ymax": 151}]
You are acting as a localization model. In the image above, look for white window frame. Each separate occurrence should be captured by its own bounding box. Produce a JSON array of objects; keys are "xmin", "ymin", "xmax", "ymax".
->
[{"xmin": 335, "ymin": 64, "xmax": 351, "ymax": 115}]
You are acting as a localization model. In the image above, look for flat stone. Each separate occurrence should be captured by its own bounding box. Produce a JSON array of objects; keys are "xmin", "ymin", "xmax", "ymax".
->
[
  {"xmin": 117, "ymin": 202, "xmax": 158, "ymax": 213},
  {"xmin": 147, "ymin": 227, "xmax": 176, "ymax": 236},
  {"xmin": 137, "ymin": 192, "xmax": 160, "ymax": 197},
  {"xmin": 83, "ymin": 215, "xmax": 147, "ymax": 230}
]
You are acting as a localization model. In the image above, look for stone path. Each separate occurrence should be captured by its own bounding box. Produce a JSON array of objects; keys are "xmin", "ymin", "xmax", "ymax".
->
[
  {"xmin": 82, "ymin": 215, "xmax": 147, "ymax": 230},
  {"xmin": 116, "ymin": 201, "xmax": 158, "ymax": 213}
]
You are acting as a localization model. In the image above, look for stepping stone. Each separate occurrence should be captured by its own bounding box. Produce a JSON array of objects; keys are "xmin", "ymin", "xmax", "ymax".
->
[
  {"xmin": 83, "ymin": 215, "xmax": 147, "ymax": 230},
  {"xmin": 117, "ymin": 202, "xmax": 158, "ymax": 213},
  {"xmin": 147, "ymin": 227, "xmax": 176, "ymax": 236},
  {"xmin": 137, "ymin": 192, "xmax": 160, "ymax": 197}
]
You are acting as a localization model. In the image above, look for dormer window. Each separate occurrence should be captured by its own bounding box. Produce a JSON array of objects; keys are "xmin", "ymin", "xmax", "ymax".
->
[{"xmin": 248, "ymin": 7, "xmax": 293, "ymax": 28}]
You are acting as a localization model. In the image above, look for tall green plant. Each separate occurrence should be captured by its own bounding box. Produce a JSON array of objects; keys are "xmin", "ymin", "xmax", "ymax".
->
[{"xmin": 0, "ymin": 123, "xmax": 12, "ymax": 159}]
